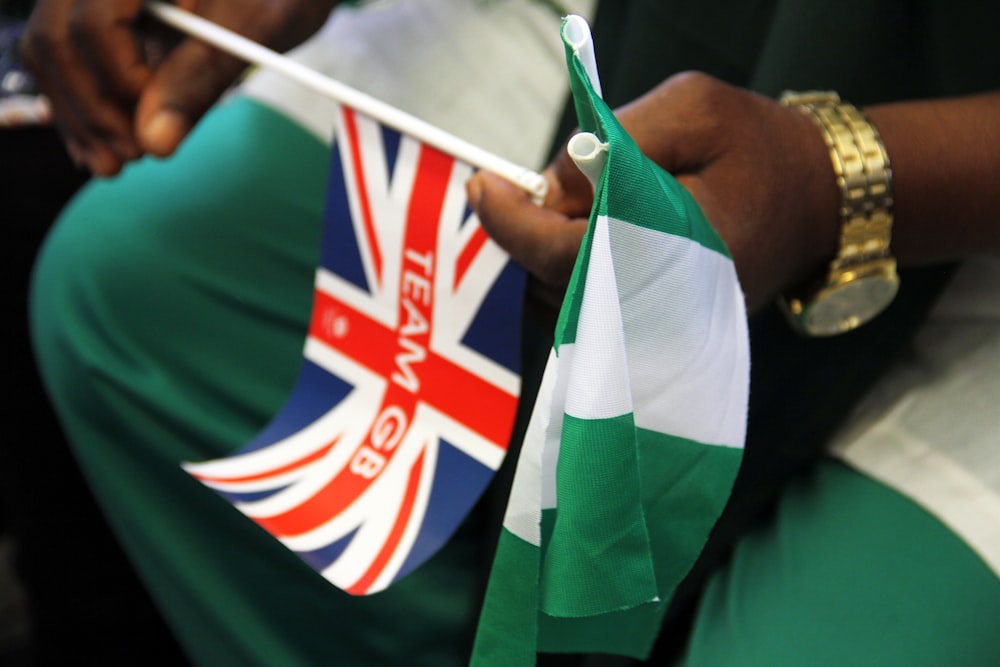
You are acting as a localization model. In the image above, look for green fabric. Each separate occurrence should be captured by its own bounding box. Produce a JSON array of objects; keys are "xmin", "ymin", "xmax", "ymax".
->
[
  {"xmin": 678, "ymin": 459, "xmax": 1000, "ymax": 667},
  {"xmin": 470, "ymin": 529, "xmax": 541, "ymax": 666},
  {"xmin": 30, "ymin": 97, "xmax": 486, "ymax": 666},
  {"xmin": 543, "ymin": 414, "xmax": 655, "ymax": 618},
  {"xmin": 536, "ymin": 432, "xmax": 743, "ymax": 656}
]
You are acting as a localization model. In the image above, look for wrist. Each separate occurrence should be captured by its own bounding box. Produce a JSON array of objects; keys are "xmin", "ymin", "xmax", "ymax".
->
[{"xmin": 785, "ymin": 102, "xmax": 843, "ymax": 282}]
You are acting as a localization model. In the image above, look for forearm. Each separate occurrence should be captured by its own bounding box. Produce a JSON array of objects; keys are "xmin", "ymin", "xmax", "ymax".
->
[{"xmin": 864, "ymin": 91, "xmax": 1000, "ymax": 265}]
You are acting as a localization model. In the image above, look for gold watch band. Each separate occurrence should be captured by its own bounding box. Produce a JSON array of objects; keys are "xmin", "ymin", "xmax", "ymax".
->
[
  {"xmin": 780, "ymin": 91, "xmax": 894, "ymax": 270},
  {"xmin": 777, "ymin": 91, "xmax": 899, "ymax": 336}
]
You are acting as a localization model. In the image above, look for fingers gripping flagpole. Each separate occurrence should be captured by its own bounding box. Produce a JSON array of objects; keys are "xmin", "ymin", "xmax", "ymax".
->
[{"xmin": 143, "ymin": 1, "xmax": 549, "ymax": 201}]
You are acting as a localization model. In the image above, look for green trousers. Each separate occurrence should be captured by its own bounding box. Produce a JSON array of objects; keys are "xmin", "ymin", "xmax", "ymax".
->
[{"xmin": 678, "ymin": 459, "xmax": 1000, "ymax": 667}]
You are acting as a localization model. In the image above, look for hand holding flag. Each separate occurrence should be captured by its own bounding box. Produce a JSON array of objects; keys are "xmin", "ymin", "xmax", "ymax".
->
[{"xmin": 471, "ymin": 15, "xmax": 750, "ymax": 663}]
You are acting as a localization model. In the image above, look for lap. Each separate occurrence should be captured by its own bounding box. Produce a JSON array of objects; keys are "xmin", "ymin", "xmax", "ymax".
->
[
  {"xmin": 32, "ymin": 97, "xmax": 329, "ymax": 460},
  {"xmin": 678, "ymin": 458, "xmax": 1000, "ymax": 667}
]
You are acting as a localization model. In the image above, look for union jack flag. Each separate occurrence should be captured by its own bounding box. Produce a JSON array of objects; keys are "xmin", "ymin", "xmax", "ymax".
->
[{"xmin": 184, "ymin": 107, "xmax": 526, "ymax": 595}]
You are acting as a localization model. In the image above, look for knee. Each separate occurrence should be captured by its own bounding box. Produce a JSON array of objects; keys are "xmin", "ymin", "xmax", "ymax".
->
[{"xmin": 29, "ymin": 176, "xmax": 168, "ymax": 389}]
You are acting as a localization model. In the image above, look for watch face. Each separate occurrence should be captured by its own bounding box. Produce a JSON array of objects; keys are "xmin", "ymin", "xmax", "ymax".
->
[{"xmin": 804, "ymin": 274, "xmax": 899, "ymax": 336}]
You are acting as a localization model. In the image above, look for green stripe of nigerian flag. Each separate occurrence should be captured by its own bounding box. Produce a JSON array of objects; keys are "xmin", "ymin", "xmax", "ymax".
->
[{"xmin": 471, "ymin": 15, "xmax": 750, "ymax": 664}]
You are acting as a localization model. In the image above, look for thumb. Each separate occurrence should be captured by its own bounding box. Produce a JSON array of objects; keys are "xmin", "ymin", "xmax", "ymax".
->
[
  {"xmin": 134, "ymin": 37, "xmax": 247, "ymax": 156},
  {"xmin": 468, "ymin": 171, "xmax": 587, "ymax": 290}
]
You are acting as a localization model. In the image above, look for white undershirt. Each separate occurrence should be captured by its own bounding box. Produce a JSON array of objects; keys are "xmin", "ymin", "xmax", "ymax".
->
[{"xmin": 830, "ymin": 257, "xmax": 1000, "ymax": 577}]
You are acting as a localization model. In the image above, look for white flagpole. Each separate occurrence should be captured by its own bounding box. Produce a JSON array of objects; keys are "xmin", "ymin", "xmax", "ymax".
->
[
  {"xmin": 567, "ymin": 132, "xmax": 608, "ymax": 191},
  {"xmin": 563, "ymin": 17, "xmax": 607, "ymax": 192},
  {"xmin": 562, "ymin": 14, "xmax": 602, "ymax": 98},
  {"xmin": 143, "ymin": 1, "xmax": 549, "ymax": 200}
]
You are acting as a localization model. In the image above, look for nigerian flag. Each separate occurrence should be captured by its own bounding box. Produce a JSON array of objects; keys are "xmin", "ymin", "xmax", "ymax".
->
[{"xmin": 470, "ymin": 15, "xmax": 750, "ymax": 664}]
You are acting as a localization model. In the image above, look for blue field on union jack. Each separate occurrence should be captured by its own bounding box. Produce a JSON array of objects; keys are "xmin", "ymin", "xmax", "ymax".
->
[{"xmin": 184, "ymin": 107, "xmax": 526, "ymax": 595}]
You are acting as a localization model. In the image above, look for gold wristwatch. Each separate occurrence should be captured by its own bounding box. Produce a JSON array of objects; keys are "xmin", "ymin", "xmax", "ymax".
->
[{"xmin": 778, "ymin": 91, "xmax": 899, "ymax": 337}]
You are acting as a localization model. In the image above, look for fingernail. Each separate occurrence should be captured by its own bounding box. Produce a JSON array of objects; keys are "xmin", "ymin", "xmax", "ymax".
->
[
  {"xmin": 87, "ymin": 150, "xmax": 122, "ymax": 178},
  {"xmin": 141, "ymin": 110, "xmax": 188, "ymax": 156},
  {"xmin": 65, "ymin": 141, "xmax": 88, "ymax": 169},
  {"xmin": 111, "ymin": 137, "xmax": 142, "ymax": 161}
]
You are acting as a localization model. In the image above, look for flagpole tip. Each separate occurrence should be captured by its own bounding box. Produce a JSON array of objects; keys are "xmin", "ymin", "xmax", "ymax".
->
[
  {"xmin": 561, "ymin": 15, "xmax": 591, "ymax": 50},
  {"xmin": 513, "ymin": 170, "xmax": 549, "ymax": 204},
  {"xmin": 567, "ymin": 132, "xmax": 607, "ymax": 190}
]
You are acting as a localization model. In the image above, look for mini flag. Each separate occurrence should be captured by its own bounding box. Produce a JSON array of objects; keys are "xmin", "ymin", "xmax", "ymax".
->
[
  {"xmin": 471, "ymin": 15, "xmax": 750, "ymax": 664},
  {"xmin": 184, "ymin": 106, "xmax": 526, "ymax": 596}
]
